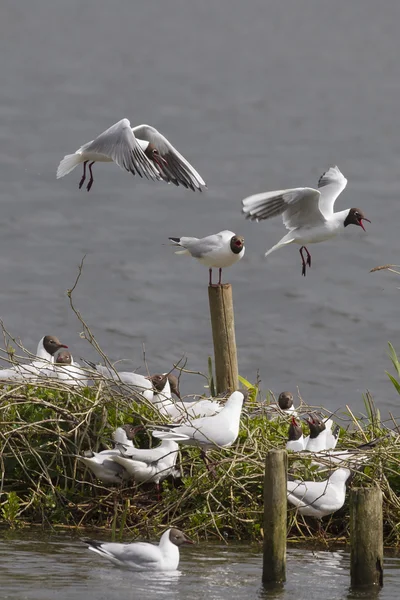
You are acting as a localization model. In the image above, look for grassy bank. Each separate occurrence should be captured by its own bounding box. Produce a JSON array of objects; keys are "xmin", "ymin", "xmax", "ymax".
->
[{"xmin": 1, "ymin": 362, "xmax": 400, "ymax": 546}]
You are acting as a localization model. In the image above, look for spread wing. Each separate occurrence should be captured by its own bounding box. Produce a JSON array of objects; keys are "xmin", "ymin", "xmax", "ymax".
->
[
  {"xmin": 242, "ymin": 187, "xmax": 324, "ymax": 230},
  {"xmin": 81, "ymin": 119, "xmax": 161, "ymax": 180},
  {"xmin": 132, "ymin": 124, "xmax": 206, "ymax": 191},
  {"xmin": 317, "ymin": 166, "xmax": 348, "ymax": 217}
]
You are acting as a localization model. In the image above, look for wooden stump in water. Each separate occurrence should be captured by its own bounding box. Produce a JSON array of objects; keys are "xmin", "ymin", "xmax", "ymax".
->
[
  {"xmin": 350, "ymin": 487, "xmax": 383, "ymax": 589},
  {"xmin": 262, "ymin": 449, "xmax": 287, "ymax": 586}
]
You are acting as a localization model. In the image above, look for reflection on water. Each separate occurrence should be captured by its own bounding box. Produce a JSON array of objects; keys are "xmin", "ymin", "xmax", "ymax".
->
[{"xmin": 0, "ymin": 533, "xmax": 399, "ymax": 600}]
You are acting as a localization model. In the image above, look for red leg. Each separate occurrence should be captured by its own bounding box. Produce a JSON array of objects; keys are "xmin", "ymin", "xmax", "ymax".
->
[
  {"xmin": 299, "ymin": 247, "xmax": 307, "ymax": 277},
  {"xmin": 304, "ymin": 246, "xmax": 312, "ymax": 268},
  {"xmin": 79, "ymin": 161, "xmax": 88, "ymax": 189},
  {"xmin": 209, "ymin": 268, "xmax": 213, "ymax": 286},
  {"xmin": 86, "ymin": 162, "xmax": 95, "ymax": 192},
  {"xmin": 218, "ymin": 268, "xmax": 222, "ymax": 285}
]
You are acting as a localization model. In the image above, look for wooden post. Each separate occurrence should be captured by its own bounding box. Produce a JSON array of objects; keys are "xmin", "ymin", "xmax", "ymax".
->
[
  {"xmin": 208, "ymin": 284, "xmax": 238, "ymax": 394},
  {"xmin": 262, "ymin": 449, "xmax": 287, "ymax": 586},
  {"xmin": 350, "ymin": 487, "xmax": 383, "ymax": 589}
]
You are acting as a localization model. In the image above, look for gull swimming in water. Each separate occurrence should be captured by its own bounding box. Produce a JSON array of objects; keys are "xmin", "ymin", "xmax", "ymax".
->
[
  {"xmin": 242, "ymin": 166, "xmax": 370, "ymax": 276},
  {"xmin": 57, "ymin": 119, "xmax": 206, "ymax": 192},
  {"xmin": 81, "ymin": 528, "xmax": 193, "ymax": 571},
  {"xmin": 169, "ymin": 230, "xmax": 245, "ymax": 285}
]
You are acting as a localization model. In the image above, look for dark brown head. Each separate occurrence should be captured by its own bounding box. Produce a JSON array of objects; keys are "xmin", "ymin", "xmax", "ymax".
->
[
  {"xmin": 230, "ymin": 235, "xmax": 245, "ymax": 255},
  {"xmin": 344, "ymin": 208, "xmax": 371, "ymax": 231},
  {"xmin": 145, "ymin": 143, "xmax": 167, "ymax": 170},
  {"xmin": 306, "ymin": 415, "xmax": 325, "ymax": 438},
  {"xmin": 278, "ymin": 391, "xmax": 293, "ymax": 411},
  {"xmin": 120, "ymin": 424, "xmax": 143, "ymax": 440},
  {"xmin": 43, "ymin": 335, "xmax": 68, "ymax": 356},
  {"xmin": 169, "ymin": 528, "xmax": 194, "ymax": 546},
  {"xmin": 55, "ymin": 350, "xmax": 72, "ymax": 365},
  {"xmin": 149, "ymin": 373, "xmax": 168, "ymax": 392},
  {"xmin": 288, "ymin": 417, "xmax": 303, "ymax": 442},
  {"xmin": 167, "ymin": 374, "xmax": 181, "ymax": 400}
]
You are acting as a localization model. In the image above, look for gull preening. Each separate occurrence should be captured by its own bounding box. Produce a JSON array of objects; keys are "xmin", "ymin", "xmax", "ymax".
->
[
  {"xmin": 82, "ymin": 528, "xmax": 193, "ymax": 571},
  {"xmin": 111, "ymin": 439, "xmax": 180, "ymax": 492},
  {"xmin": 169, "ymin": 230, "xmax": 245, "ymax": 285},
  {"xmin": 75, "ymin": 424, "xmax": 141, "ymax": 485},
  {"xmin": 287, "ymin": 468, "xmax": 351, "ymax": 518},
  {"xmin": 57, "ymin": 119, "xmax": 206, "ymax": 192},
  {"xmin": 242, "ymin": 166, "xmax": 371, "ymax": 276}
]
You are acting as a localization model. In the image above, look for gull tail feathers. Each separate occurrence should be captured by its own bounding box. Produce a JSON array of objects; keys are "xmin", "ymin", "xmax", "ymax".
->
[
  {"xmin": 265, "ymin": 234, "xmax": 295, "ymax": 258},
  {"xmin": 57, "ymin": 153, "xmax": 83, "ymax": 178},
  {"xmin": 168, "ymin": 237, "xmax": 190, "ymax": 255}
]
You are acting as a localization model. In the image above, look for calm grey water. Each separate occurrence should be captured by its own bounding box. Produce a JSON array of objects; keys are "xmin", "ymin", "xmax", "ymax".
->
[
  {"xmin": 0, "ymin": 533, "xmax": 399, "ymax": 600},
  {"xmin": 1, "ymin": 0, "xmax": 400, "ymax": 414}
]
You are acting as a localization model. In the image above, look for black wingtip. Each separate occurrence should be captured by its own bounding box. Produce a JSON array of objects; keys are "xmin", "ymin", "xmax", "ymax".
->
[
  {"xmin": 169, "ymin": 237, "xmax": 180, "ymax": 243},
  {"xmin": 81, "ymin": 537, "xmax": 102, "ymax": 548}
]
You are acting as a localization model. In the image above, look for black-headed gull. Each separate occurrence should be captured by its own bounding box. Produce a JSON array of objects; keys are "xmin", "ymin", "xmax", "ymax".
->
[
  {"xmin": 39, "ymin": 350, "xmax": 91, "ymax": 387},
  {"xmin": 151, "ymin": 390, "xmax": 246, "ymax": 449},
  {"xmin": 81, "ymin": 528, "xmax": 193, "ymax": 571},
  {"xmin": 305, "ymin": 415, "xmax": 340, "ymax": 452},
  {"xmin": 242, "ymin": 166, "xmax": 371, "ymax": 276},
  {"xmin": 75, "ymin": 425, "xmax": 141, "ymax": 485},
  {"xmin": 111, "ymin": 440, "xmax": 180, "ymax": 492},
  {"xmin": 57, "ymin": 118, "xmax": 206, "ymax": 192},
  {"xmin": 287, "ymin": 467, "xmax": 351, "ymax": 518},
  {"xmin": 267, "ymin": 391, "xmax": 297, "ymax": 419},
  {"xmin": 286, "ymin": 417, "xmax": 308, "ymax": 452},
  {"xmin": 169, "ymin": 230, "xmax": 245, "ymax": 285},
  {"xmin": 0, "ymin": 335, "xmax": 68, "ymax": 382}
]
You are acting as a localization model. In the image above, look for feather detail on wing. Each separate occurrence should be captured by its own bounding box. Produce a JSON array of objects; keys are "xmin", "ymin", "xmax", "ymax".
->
[{"xmin": 132, "ymin": 124, "xmax": 206, "ymax": 191}]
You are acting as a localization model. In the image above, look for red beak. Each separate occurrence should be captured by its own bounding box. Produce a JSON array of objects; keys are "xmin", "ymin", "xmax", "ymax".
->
[
  {"xmin": 359, "ymin": 217, "xmax": 371, "ymax": 232},
  {"xmin": 59, "ymin": 344, "xmax": 68, "ymax": 349}
]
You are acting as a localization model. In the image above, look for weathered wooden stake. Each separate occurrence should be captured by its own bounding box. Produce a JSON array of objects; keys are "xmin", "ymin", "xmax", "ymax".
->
[
  {"xmin": 262, "ymin": 449, "xmax": 287, "ymax": 586},
  {"xmin": 350, "ymin": 487, "xmax": 383, "ymax": 589},
  {"xmin": 208, "ymin": 284, "xmax": 238, "ymax": 394}
]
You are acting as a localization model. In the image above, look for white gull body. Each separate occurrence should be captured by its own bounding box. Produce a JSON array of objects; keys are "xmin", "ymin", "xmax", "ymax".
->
[
  {"xmin": 242, "ymin": 166, "xmax": 370, "ymax": 275},
  {"xmin": 111, "ymin": 440, "xmax": 179, "ymax": 485},
  {"xmin": 82, "ymin": 528, "xmax": 193, "ymax": 571},
  {"xmin": 151, "ymin": 390, "xmax": 245, "ymax": 449},
  {"xmin": 76, "ymin": 425, "xmax": 138, "ymax": 485},
  {"xmin": 169, "ymin": 230, "xmax": 245, "ymax": 285},
  {"xmin": 287, "ymin": 468, "xmax": 351, "ymax": 518}
]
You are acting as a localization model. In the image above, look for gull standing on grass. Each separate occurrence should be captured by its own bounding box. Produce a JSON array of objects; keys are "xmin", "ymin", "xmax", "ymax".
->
[
  {"xmin": 57, "ymin": 118, "xmax": 206, "ymax": 192},
  {"xmin": 81, "ymin": 528, "xmax": 193, "ymax": 571},
  {"xmin": 169, "ymin": 230, "xmax": 245, "ymax": 285},
  {"xmin": 241, "ymin": 166, "xmax": 371, "ymax": 276},
  {"xmin": 0, "ymin": 335, "xmax": 68, "ymax": 382},
  {"xmin": 287, "ymin": 468, "xmax": 351, "ymax": 518}
]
